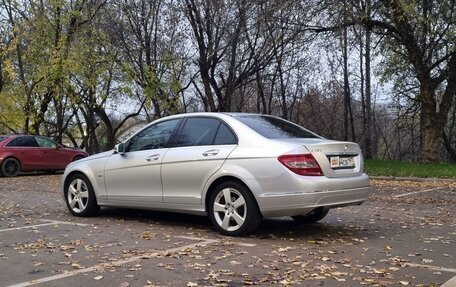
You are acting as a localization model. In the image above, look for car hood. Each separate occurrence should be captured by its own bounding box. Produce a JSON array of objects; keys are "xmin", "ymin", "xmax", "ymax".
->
[
  {"xmin": 85, "ymin": 150, "xmax": 114, "ymax": 160},
  {"xmin": 71, "ymin": 150, "xmax": 114, "ymax": 165}
]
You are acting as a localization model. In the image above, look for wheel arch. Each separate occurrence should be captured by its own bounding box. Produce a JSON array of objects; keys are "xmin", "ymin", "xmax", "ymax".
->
[
  {"xmin": 0, "ymin": 156, "xmax": 22, "ymax": 174},
  {"xmin": 204, "ymin": 175, "xmax": 262, "ymax": 217},
  {"xmin": 62, "ymin": 169, "xmax": 100, "ymax": 201},
  {"xmin": 72, "ymin": 155, "xmax": 85, "ymax": 162},
  {"xmin": 63, "ymin": 169, "xmax": 100, "ymax": 216},
  {"xmin": 1, "ymin": 155, "xmax": 21, "ymax": 166}
]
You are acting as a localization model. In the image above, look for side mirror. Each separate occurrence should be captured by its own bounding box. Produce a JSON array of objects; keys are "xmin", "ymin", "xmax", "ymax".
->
[{"xmin": 114, "ymin": 143, "xmax": 126, "ymax": 155}]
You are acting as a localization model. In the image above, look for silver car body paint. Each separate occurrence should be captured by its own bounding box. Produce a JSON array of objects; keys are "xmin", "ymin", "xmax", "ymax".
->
[{"xmin": 62, "ymin": 113, "xmax": 369, "ymax": 218}]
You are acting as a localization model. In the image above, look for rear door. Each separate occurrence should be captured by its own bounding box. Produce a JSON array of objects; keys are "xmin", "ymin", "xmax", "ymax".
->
[
  {"xmin": 161, "ymin": 117, "xmax": 237, "ymax": 204},
  {"xmin": 5, "ymin": 136, "xmax": 41, "ymax": 169}
]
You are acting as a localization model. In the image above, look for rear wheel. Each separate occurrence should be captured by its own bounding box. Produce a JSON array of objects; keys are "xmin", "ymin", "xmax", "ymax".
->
[
  {"xmin": 292, "ymin": 208, "xmax": 329, "ymax": 224},
  {"xmin": 64, "ymin": 174, "xmax": 99, "ymax": 216},
  {"xmin": 1, "ymin": 158, "xmax": 20, "ymax": 177},
  {"xmin": 208, "ymin": 181, "xmax": 261, "ymax": 236}
]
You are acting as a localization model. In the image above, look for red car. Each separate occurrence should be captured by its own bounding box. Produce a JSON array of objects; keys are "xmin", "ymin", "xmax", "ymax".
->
[{"xmin": 0, "ymin": 135, "xmax": 88, "ymax": 177}]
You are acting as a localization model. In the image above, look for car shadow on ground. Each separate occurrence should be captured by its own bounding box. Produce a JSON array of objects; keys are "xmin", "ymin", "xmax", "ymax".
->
[
  {"xmin": 2, "ymin": 171, "xmax": 64, "ymax": 177},
  {"xmin": 96, "ymin": 207, "xmax": 369, "ymax": 240}
]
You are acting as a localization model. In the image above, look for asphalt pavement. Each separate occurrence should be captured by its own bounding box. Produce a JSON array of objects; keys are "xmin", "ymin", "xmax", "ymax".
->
[{"xmin": 0, "ymin": 174, "xmax": 454, "ymax": 286}]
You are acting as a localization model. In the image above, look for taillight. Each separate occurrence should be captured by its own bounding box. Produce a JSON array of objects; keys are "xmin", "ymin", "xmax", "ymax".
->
[{"xmin": 278, "ymin": 154, "xmax": 323, "ymax": 176}]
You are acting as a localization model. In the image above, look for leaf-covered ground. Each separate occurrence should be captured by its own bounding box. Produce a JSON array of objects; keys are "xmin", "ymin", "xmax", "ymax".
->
[{"xmin": 0, "ymin": 174, "xmax": 454, "ymax": 286}]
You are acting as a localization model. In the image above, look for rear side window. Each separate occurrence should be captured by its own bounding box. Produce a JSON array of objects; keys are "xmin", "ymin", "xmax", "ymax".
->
[
  {"xmin": 176, "ymin": 118, "xmax": 220, "ymax": 147},
  {"xmin": 6, "ymin": 136, "xmax": 38, "ymax": 147},
  {"xmin": 35, "ymin": 136, "xmax": 58, "ymax": 148},
  {"xmin": 234, "ymin": 115, "xmax": 320, "ymax": 139},
  {"xmin": 214, "ymin": 123, "xmax": 237, "ymax": 145}
]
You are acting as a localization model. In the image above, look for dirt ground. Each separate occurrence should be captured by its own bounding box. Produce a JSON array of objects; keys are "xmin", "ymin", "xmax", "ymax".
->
[{"xmin": 0, "ymin": 174, "xmax": 455, "ymax": 286}]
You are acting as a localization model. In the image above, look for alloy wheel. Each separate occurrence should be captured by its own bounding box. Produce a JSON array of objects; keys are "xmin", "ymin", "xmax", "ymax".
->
[
  {"xmin": 1, "ymin": 158, "xmax": 20, "ymax": 177},
  {"xmin": 212, "ymin": 187, "xmax": 247, "ymax": 232},
  {"xmin": 67, "ymin": 178, "xmax": 89, "ymax": 213}
]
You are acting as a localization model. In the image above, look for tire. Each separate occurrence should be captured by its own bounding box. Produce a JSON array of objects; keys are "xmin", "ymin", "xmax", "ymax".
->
[
  {"xmin": 292, "ymin": 208, "xmax": 329, "ymax": 224},
  {"xmin": 1, "ymin": 158, "xmax": 21, "ymax": 177},
  {"xmin": 208, "ymin": 181, "xmax": 261, "ymax": 236},
  {"xmin": 64, "ymin": 174, "xmax": 99, "ymax": 217}
]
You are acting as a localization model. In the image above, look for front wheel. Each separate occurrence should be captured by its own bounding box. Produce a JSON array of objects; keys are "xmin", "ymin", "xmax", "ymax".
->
[
  {"xmin": 292, "ymin": 208, "xmax": 329, "ymax": 224},
  {"xmin": 64, "ymin": 174, "xmax": 99, "ymax": 216},
  {"xmin": 1, "ymin": 158, "xmax": 20, "ymax": 177},
  {"xmin": 208, "ymin": 181, "xmax": 261, "ymax": 236}
]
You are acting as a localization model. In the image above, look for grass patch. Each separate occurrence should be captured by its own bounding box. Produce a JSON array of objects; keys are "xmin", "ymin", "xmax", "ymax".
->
[{"xmin": 365, "ymin": 159, "xmax": 456, "ymax": 178}]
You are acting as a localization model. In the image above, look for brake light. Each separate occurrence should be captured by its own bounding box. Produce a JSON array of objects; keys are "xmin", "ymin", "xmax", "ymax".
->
[{"xmin": 278, "ymin": 154, "xmax": 323, "ymax": 176}]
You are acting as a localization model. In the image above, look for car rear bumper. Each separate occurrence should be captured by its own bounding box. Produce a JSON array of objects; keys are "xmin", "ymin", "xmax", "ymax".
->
[{"xmin": 256, "ymin": 185, "xmax": 370, "ymax": 217}]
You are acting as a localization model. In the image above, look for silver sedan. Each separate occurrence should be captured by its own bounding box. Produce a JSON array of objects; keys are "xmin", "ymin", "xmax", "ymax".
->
[{"xmin": 62, "ymin": 113, "xmax": 369, "ymax": 236}]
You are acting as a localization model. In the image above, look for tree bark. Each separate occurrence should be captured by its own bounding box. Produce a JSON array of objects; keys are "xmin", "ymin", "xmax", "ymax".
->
[
  {"xmin": 364, "ymin": 0, "xmax": 373, "ymax": 158},
  {"xmin": 443, "ymin": 132, "xmax": 456, "ymax": 162}
]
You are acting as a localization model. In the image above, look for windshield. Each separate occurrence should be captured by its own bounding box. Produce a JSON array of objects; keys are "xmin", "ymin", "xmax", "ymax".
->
[
  {"xmin": 0, "ymin": 136, "xmax": 7, "ymax": 143},
  {"xmin": 234, "ymin": 115, "xmax": 320, "ymax": 139}
]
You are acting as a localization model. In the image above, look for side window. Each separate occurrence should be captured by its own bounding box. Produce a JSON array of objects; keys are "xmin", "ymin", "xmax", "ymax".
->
[
  {"xmin": 176, "ymin": 118, "xmax": 220, "ymax": 147},
  {"xmin": 6, "ymin": 136, "xmax": 38, "ymax": 147},
  {"xmin": 127, "ymin": 119, "xmax": 179, "ymax": 152},
  {"xmin": 35, "ymin": 137, "xmax": 57, "ymax": 148},
  {"xmin": 214, "ymin": 123, "xmax": 237, "ymax": 145}
]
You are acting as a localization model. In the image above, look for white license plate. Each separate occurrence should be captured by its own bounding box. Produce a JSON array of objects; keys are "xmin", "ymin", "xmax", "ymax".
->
[{"xmin": 330, "ymin": 156, "xmax": 355, "ymax": 169}]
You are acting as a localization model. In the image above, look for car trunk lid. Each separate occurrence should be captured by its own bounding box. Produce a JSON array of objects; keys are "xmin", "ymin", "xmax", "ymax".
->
[
  {"xmin": 305, "ymin": 140, "xmax": 364, "ymax": 178},
  {"xmin": 277, "ymin": 138, "xmax": 364, "ymax": 178}
]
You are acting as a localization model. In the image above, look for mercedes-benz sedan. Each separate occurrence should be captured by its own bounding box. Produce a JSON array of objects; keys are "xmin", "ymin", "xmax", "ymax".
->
[{"xmin": 62, "ymin": 113, "xmax": 370, "ymax": 236}]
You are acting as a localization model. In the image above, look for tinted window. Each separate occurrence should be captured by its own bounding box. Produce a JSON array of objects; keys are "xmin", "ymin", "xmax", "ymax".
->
[
  {"xmin": 35, "ymin": 137, "xmax": 57, "ymax": 148},
  {"xmin": 234, "ymin": 115, "xmax": 319, "ymax": 139},
  {"xmin": 177, "ymin": 118, "xmax": 220, "ymax": 147},
  {"xmin": 214, "ymin": 123, "xmax": 237, "ymax": 145},
  {"xmin": 0, "ymin": 136, "xmax": 6, "ymax": 143},
  {"xmin": 127, "ymin": 119, "xmax": 179, "ymax": 152},
  {"xmin": 6, "ymin": 136, "xmax": 38, "ymax": 147}
]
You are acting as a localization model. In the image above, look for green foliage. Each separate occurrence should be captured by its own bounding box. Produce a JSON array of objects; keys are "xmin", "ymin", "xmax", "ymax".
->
[
  {"xmin": 0, "ymin": 89, "xmax": 26, "ymax": 132},
  {"xmin": 365, "ymin": 159, "xmax": 456, "ymax": 178}
]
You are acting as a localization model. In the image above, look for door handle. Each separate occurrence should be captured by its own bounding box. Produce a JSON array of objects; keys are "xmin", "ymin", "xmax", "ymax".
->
[
  {"xmin": 202, "ymin": 149, "xmax": 219, "ymax": 156},
  {"xmin": 145, "ymin": 154, "xmax": 160, "ymax": 161}
]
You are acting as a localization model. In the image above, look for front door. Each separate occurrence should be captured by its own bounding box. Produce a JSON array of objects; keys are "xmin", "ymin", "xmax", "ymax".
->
[
  {"xmin": 104, "ymin": 119, "xmax": 180, "ymax": 203},
  {"xmin": 34, "ymin": 136, "xmax": 68, "ymax": 169}
]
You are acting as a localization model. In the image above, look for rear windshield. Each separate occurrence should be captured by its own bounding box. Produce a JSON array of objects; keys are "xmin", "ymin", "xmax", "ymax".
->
[
  {"xmin": 0, "ymin": 136, "xmax": 6, "ymax": 143},
  {"xmin": 234, "ymin": 115, "xmax": 320, "ymax": 139}
]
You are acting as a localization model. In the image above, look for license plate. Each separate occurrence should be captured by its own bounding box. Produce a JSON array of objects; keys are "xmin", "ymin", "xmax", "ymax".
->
[{"xmin": 330, "ymin": 156, "xmax": 355, "ymax": 169}]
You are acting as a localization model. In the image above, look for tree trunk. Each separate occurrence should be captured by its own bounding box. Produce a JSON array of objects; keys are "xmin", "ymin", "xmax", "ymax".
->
[
  {"xmin": 342, "ymin": 20, "xmax": 350, "ymax": 141},
  {"xmin": 364, "ymin": 0, "xmax": 373, "ymax": 158},
  {"xmin": 0, "ymin": 57, "xmax": 3, "ymax": 93},
  {"xmin": 419, "ymin": 102, "xmax": 442, "ymax": 163},
  {"xmin": 443, "ymin": 133, "xmax": 456, "ymax": 162},
  {"xmin": 418, "ymin": 54, "xmax": 456, "ymax": 163}
]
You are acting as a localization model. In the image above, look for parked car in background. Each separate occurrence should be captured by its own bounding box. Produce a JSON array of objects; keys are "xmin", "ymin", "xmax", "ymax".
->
[
  {"xmin": 0, "ymin": 135, "xmax": 88, "ymax": 177},
  {"xmin": 62, "ymin": 113, "xmax": 370, "ymax": 236}
]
